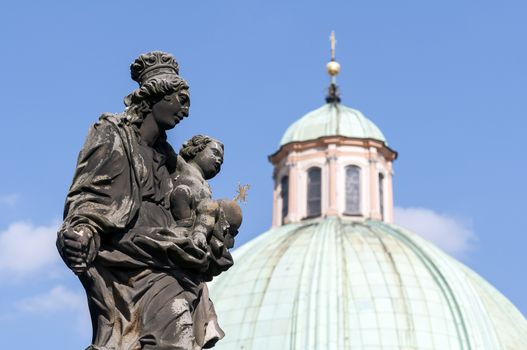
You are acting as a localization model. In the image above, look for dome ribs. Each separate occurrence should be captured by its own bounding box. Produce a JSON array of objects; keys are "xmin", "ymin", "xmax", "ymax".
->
[{"xmin": 371, "ymin": 221, "xmax": 472, "ymax": 350}]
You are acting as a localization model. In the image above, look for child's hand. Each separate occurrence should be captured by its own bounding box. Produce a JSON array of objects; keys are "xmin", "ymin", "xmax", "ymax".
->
[{"xmin": 192, "ymin": 231, "xmax": 208, "ymax": 251}]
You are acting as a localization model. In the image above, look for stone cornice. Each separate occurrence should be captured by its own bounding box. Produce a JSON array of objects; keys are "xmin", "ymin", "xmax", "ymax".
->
[{"xmin": 269, "ymin": 136, "xmax": 398, "ymax": 165}]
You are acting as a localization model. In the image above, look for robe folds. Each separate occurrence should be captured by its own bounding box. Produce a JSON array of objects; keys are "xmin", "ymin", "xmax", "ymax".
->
[{"xmin": 58, "ymin": 114, "xmax": 227, "ymax": 350}]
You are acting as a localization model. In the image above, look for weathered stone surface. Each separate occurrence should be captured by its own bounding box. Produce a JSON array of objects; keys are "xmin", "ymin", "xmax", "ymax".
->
[{"xmin": 56, "ymin": 51, "xmax": 242, "ymax": 350}]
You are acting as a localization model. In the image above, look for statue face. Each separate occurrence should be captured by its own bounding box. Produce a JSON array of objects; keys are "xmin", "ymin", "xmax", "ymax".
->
[
  {"xmin": 151, "ymin": 88, "xmax": 190, "ymax": 130},
  {"xmin": 194, "ymin": 141, "xmax": 224, "ymax": 180}
]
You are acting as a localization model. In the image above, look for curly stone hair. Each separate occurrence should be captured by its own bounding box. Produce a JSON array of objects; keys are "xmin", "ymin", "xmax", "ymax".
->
[
  {"xmin": 180, "ymin": 135, "xmax": 224, "ymax": 161},
  {"xmin": 123, "ymin": 76, "xmax": 189, "ymax": 125}
]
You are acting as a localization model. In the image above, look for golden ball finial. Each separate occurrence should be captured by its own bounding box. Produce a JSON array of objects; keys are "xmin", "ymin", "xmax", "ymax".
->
[{"xmin": 326, "ymin": 60, "xmax": 341, "ymax": 76}]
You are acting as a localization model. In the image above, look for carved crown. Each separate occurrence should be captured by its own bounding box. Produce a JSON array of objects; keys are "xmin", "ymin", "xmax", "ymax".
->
[{"xmin": 130, "ymin": 51, "xmax": 180, "ymax": 85}]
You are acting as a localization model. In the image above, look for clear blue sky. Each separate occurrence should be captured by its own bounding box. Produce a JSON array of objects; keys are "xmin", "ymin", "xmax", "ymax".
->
[{"xmin": 1, "ymin": 1, "xmax": 526, "ymax": 348}]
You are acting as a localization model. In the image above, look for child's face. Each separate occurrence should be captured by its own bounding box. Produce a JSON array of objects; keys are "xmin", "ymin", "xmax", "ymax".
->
[{"xmin": 194, "ymin": 141, "xmax": 224, "ymax": 180}]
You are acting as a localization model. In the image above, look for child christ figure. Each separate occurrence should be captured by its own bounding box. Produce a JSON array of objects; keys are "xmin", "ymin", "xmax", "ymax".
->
[{"xmin": 171, "ymin": 135, "xmax": 225, "ymax": 250}]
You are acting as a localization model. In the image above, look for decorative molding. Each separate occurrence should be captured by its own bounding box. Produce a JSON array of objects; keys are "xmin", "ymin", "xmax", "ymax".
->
[{"xmin": 269, "ymin": 136, "xmax": 397, "ymax": 165}]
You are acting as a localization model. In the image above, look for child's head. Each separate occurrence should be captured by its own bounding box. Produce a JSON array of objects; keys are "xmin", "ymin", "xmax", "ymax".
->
[{"xmin": 180, "ymin": 135, "xmax": 224, "ymax": 180}]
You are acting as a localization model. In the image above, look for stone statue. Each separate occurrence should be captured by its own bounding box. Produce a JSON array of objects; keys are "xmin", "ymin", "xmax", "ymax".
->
[{"xmin": 56, "ymin": 51, "xmax": 242, "ymax": 350}]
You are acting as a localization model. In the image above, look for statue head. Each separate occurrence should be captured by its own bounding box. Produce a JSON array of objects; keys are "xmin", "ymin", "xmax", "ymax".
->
[
  {"xmin": 180, "ymin": 135, "xmax": 224, "ymax": 180},
  {"xmin": 124, "ymin": 51, "xmax": 190, "ymax": 128}
]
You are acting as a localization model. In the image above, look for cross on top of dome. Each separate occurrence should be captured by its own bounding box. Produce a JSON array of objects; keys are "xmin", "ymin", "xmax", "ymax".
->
[{"xmin": 326, "ymin": 31, "xmax": 341, "ymax": 103}]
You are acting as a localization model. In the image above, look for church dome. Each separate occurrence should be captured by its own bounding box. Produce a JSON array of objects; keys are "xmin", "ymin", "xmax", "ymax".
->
[
  {"xmin": 209, "ymin": 218, "xmax": 527, "ymax": 349},
  {"xmin": 210, "ymin": 33, "xmax": 527, "ymax": 350},
  {"xmin": 279, "ymin": 103, "xmax": 387, "ymax": 147}
]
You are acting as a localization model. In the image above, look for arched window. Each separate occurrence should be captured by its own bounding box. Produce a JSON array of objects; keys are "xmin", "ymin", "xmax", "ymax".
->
[
  {"xmin": 378, "ymin": 173, "xmax": 385, "ymax": 220},
  {"xmin": 345, "ymin": 165, "xmax": 361, "ymax": 215},
  {"xmin": 306, "ymin": 167, "xmax": 322, "ymax": 217},
  {"xmin": 280, "ymin": 176, "xmax": 289, "ymax": 223}
]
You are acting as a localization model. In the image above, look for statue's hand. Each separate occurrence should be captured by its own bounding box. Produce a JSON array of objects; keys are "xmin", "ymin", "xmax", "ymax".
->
[
  {"xmin": 192, "ymin": 231, "xmax": 208, "ymax": 251},
  {"xmin": 59, "ymin": 225, "xmax": 96, "ymax": 275}
]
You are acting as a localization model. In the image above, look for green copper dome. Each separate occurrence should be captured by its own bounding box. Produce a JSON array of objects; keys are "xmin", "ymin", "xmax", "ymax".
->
[
  {"xmin": 209, "ymin": 218, "xmax": 527, "ymax": 349},
  {"xmin": 279, "ymin": 103, "xmax": 387, "ymax": 147}
]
